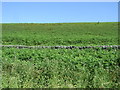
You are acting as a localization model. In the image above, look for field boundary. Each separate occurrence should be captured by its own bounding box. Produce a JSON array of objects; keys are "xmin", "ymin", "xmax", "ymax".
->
[{"xmin": 1, "ymin": 45, "xmax": 120, "ymax": 49}]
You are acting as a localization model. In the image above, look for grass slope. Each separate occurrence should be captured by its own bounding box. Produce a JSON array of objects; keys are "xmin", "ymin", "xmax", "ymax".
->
[
  {"xmin": 2, "ymin": 22, "xmax": 118, "ymax": 46},
  {"xmin": 2, "ymin": 22, "xmax": 120, "ymax": 88}
]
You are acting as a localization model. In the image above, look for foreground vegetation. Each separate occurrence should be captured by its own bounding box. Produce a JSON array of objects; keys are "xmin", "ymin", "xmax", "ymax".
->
[{"xmin": 2, "ymin": 22, "xmax": 120, "ymax": 88}]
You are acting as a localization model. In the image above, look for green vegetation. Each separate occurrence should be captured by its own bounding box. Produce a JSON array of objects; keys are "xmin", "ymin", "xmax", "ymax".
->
[
  {"xmin": 2, "ymin": 23, "xmax": 118, "ymax": 46},
  {"xmin": 2, "ymin": 23, "xmax": 120, "ymax": 88}
]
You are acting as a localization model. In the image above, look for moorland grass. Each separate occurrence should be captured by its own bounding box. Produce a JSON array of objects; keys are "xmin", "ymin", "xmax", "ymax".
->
[{"xmin": 2, "ymin": 22, "xmax": 119, "ymax": 88}]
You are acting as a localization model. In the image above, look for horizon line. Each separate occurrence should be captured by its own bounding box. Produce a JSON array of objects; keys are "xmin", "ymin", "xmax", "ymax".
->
[{"xmin": 0, "ymin": 21, "xmax": 119, "ymax": 24}]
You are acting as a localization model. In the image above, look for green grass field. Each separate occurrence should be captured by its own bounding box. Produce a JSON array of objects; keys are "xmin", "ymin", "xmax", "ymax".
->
[
  {"xmin": 2, "ymin": 22, "xmax": 118, "ymax": 46},
  {"xmin": 2, "ymin": 22, "xmax": 120, "ymax": 88}
]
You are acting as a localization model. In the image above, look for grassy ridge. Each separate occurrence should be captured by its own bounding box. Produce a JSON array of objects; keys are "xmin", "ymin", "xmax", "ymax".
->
[
  {"xmin": 2, "ymin": 23, "xmax": 120, "ymax": 88},
  {"xmin": 2, "ymin": 23, "xmax": 118, "ymax": 46}
]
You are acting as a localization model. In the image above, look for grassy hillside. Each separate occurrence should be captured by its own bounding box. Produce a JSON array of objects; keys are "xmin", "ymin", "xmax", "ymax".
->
[
  {"xmin": 2, "ymin": 22, "xmax": 118, "ymax": 46},
  {"xmin": 2, "ymin": 23, "xmax": 120, "ymax": 88}
]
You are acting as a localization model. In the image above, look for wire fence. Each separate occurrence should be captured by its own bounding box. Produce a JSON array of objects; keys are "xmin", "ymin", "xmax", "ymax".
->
[{"xmin": 1, "ymin": 45, "xmax": 120, "ymax": 49}]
